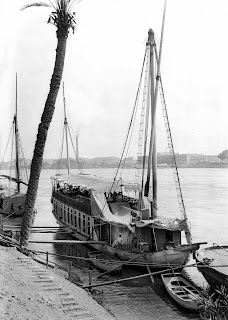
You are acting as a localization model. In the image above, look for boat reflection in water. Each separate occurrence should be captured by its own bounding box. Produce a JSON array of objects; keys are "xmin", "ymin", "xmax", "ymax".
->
[{"xmin": 53, "ymin": 232, "xmax": 91, "ymax": 270}]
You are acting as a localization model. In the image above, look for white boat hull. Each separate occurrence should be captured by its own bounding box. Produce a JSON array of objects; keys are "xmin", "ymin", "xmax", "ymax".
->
[{"xmin": 161, "ymin": 273, "xmax": 201, "ymax": 310}]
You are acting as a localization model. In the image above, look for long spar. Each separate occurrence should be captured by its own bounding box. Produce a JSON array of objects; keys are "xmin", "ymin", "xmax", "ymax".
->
[
  {"xmin": 14, "ymin": 73, "xmax": 20, "ymax": 192},
  {"xmin": 63, "ymin": 82, "xmax": 70, "ymax": 175},
  {"xmin": 144, "ymin": 0, "xmax": 167, "ymax": 214},
  {"xmin": 82, "ymin": 261, "xmax": 198, "ymax": 289}
]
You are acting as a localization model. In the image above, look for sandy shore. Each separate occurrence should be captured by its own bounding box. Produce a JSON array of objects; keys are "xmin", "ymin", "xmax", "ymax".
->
[{"xmin": 0, "ymin": 246, "xmax": 115, "ymax": 320}]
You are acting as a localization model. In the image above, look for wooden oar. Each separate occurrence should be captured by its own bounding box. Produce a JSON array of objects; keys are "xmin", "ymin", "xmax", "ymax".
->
[{"xmin": 83, "ymin": 262, "xmax": 198, "ymax": 289}]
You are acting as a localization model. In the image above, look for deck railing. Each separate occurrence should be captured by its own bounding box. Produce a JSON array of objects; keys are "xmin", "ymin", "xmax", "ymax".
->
[{"xmin": 53, "ymin": 191, "xmax": 91, "ymax": 214}]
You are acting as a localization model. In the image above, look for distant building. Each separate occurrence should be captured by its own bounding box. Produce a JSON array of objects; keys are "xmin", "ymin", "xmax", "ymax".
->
[
  {"xmin": 85, "ymin": 156, "xmax": 119, "ymax": 167},
  {"xmin": 205, "ymin": 155, "xmax": 221, "ymax": 163},
  {"xmin": 143, "ymin": 153, "xmax": 221, "ymax": 167}
]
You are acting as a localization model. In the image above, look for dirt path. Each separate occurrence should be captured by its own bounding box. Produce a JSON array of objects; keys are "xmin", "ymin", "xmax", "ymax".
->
[{"xmin": 0, "ymin": 246, "xmax": 115, "ymax": 320}]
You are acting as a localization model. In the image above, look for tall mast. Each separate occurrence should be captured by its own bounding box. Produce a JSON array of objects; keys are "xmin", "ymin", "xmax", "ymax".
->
[
  {"xmin": 63, "ymin": 82, "xmax": 70, "ymax": 175},
  {"xmin": 144, "ymin": 0, "xmax": 167, "ymax": 218},
  {"xmin": 14, "ymin": 73, "xmax": 20, "ymax": 192},
  {"xmin": 144, "ymin": 29, "xmax": 155, "ymax": 198}
]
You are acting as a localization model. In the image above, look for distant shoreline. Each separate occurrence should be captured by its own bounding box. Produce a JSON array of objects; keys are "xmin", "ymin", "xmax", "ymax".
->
[
  {"xmin": 40, "ymin": 164, "xmax": 228, "ymax": 169},
  {"xmin": 2, "ymin": 164, "xmax": 228, "ymax": 171}
]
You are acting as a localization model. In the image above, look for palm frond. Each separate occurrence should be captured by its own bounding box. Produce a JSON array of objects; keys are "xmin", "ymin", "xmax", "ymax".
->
[
  {"xmin": 21, "ymin": 0, "xmax": 78, "ymax": 33},
  {"xmin": 21, "ymin": 2, "xmax": 52, "ymax": 11},
  {"xmin": 68, "ymin": 0, "xmax": 82, "ymax": 13}
]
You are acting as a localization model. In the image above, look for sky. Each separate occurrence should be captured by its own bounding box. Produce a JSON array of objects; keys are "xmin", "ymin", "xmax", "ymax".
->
[{"xmin": 1, "ymin": 0, "xmax": 228, "ymax": 161}]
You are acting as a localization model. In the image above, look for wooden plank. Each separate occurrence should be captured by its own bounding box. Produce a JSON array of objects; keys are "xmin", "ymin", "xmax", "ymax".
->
[
  {"xmin": 28, "ymin": 240, "xmax": 107, "ymax": 244},
  {"xmin": 2, "ymin": 225, "xmax": 64, "ymax": 230}
]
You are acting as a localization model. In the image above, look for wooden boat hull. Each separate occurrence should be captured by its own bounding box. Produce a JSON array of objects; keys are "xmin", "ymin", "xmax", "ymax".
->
[
  {"xmin": 195, "ymin": 246, "xmax": 228, "ymax": 289},
  {"xmin": 52, "ymin": 202, "xmax": 198, "ymax": 269},
  {"xmin": 51, "ymin": 168, "xmax": 205, "ymax": 270},
  {"xmin": 103, "ymin": 244, "xmax": 192, "ymax": 268},
  {"xmin": 88, "ymin": 251, "xmax": 122, "ymax": 273},
  {"xmin": 161, "ymin": 273, "xmax": 201, "ymax": 310},
  {"xmin": 0, "ymin": 192, "xmax": 26, "ymax": 216}
]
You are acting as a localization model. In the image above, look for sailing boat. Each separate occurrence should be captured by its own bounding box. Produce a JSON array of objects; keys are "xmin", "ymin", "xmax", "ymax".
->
[
  {"xmin": 51, "ymin": 6, "xmax": 204, "ymax": 269},
  {"xmin": 55, "ymin": 82, "xmax": 83, "ymax": 175},
  {"xmin": 0, "ymin": 75, "xmax": 28, "ymax": 217},
  {"xmin": 195, "ymin": 245, "xmax": 228, "ymax": 289}
]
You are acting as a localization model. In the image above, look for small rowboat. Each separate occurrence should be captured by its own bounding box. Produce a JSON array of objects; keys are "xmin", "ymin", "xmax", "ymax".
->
[
  {"xmin": 161, "ymin": 272, "xmax": 201, "ymax": 310},
  {"xmin": 88, "ymin": 251, "xmax": 122, "ymax": 274}
]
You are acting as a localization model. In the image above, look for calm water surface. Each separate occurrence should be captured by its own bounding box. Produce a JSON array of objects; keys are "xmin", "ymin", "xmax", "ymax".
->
[{"xmin": 9, "ymin": 168, "xmax": 228, "ymax": 319}]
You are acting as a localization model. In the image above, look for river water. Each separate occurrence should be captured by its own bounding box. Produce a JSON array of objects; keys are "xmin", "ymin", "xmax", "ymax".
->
[{"xmin": 6, "ymin": 168, "xmax": 228, "ymax": 319}]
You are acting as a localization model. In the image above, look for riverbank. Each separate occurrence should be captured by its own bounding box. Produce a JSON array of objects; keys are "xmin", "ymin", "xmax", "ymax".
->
[{"xmin": 0, "ymin": 246, "xmax": 115, "ymax": 320}]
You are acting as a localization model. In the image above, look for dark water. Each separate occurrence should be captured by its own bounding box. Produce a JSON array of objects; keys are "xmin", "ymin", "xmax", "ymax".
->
[{"xmin": 5, "ymin": 168, "xmax": 228, "ymax": 319}]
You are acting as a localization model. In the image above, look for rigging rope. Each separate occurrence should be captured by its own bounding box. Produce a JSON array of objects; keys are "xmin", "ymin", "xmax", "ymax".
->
[
  {"xmin": 109, "ymin": 46, "xmax": 148, "ymax": 194},
  {"xmin": 58, "ymin": 128, "xmax": 65, "ymax": 174},
  {"xmin": 8, "ymin": 127, "xmax": 15, "ymax": 194},
  {"xmin": 97, "ymin": 47, "xmax": 150, "ymax": 218},
  {"xmin": 67, "ymin": 123, "xmax": 83, "ymax": 174},
  {"xmin": 0, "ymin": 124, "xmax": 14, "ymax": 171},
  {"xmin": 56, "ymin": 102, "xmax": 65, "ymax": 174},
  {"xmin": 57, "ymin": 94, "xmax": 83, "ymax": 174},
  {"xmin": 18, "ymin": 130, "xmax": 29, "ymax": 183},
  {"xmin": 154, "ymin": 42, "xmax": 187, "ymax": 220}
]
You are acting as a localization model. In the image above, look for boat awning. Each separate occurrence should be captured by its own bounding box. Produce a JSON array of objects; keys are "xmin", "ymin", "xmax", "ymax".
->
[
  {"xmin": 52, "ymin": 174, "xmax": 187, "ymax": 233},
  {"xmin": 135, "ymin": 216, "xmax": 187, "ymax": 231},
  {"xmin": 91, "ymin": 190, "xmax": 186, "ymax": 232},
  {"xmin": 52, "ymin": 173, "xmax": 140, "ymax": 194},
  {"xmin": 90, "ymin": 191, "xmax": 135, "ymax": 232}
]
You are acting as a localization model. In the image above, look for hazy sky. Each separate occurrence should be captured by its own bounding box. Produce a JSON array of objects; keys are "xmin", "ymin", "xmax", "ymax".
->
[{"xmin": 1, "ymin": 0, "xmax": 228, "ymax": 161}]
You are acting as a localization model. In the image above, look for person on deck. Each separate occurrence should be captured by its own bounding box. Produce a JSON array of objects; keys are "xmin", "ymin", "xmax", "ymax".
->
[{"xmin": 112, "ymin": 235, "xmax": 124, "ymax": 248}]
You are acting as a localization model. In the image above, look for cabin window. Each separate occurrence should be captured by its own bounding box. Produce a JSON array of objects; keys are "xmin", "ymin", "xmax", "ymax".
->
[
  {"xmin": 71, "ymin": 211, "xmax": 74, "ymax": 227},
  {"xmin": 74, "ymin": 214, "xmax": 77, "ymax": 228},
  {"xmin": 87, "ymin": 217, "xmax": 91, "ymax": 236},
  {"xmin": 165, "ymin": 230, "xmax": 173, "ymax": 242},
  {"xmin": 70, "ymin": 209, "xmax": 73, "ymax": 225},
  {"xmin": 67, "ymin": 207, "xmax": 69, "ymax": 223},
  {"xmin": 82, "ymin": 214, "xmax": 86, "ymax": 233},
  {"xmin": 78, "ymin": 212, "xmax": 81, "ymax": 229}
]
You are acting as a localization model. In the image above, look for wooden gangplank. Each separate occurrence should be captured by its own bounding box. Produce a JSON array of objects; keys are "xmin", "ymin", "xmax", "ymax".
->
[{"xmin": 28, "ymin": 240, "xmax": 107, "ymax": 244}]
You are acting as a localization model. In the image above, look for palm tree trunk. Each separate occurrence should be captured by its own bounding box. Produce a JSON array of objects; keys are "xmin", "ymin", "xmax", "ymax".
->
[{"xmin": 20, "ymin": 28, "xmax": 68, "ymax": 246}]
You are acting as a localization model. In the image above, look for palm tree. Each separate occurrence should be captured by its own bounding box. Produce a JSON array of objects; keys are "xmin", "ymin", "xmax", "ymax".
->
[{"xmin": 20, "ymin": 0, "xmax": 77, "ymax": 246}]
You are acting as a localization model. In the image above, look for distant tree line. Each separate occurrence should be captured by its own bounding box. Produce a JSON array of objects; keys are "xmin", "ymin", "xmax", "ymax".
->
[{"xmin": 218, "ymin": 149, "xmax": 228, "ymax": 161}]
